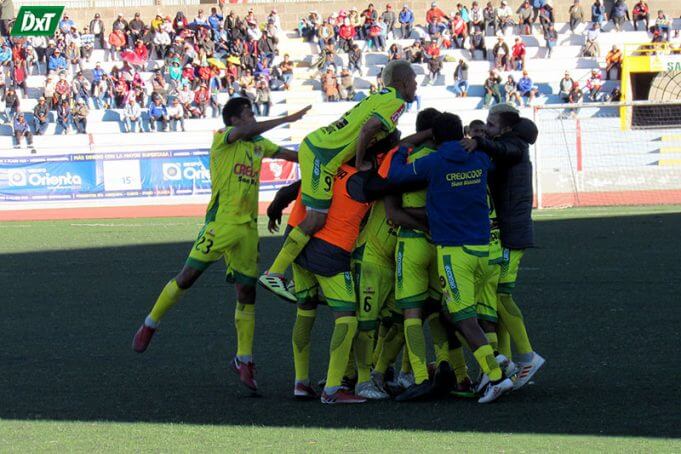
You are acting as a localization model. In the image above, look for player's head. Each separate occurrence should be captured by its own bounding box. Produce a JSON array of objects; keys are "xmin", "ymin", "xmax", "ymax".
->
[
  {"xmin": 487, "ymin": 103, "xmax": 520, "ymax": 138},
  {"xmin": 222, "ymin": 97, "xmax": 254, "ymax": 126},
  {"xmin": 382, "ymin": 60, "xmax": 417, "ymax": 103},
  {"xmin": 468, "ymin": 119, "xmax": 487, "ymax": 139},
  {"xmin": 432, "ymin": 112, "xmax": 464, "ymax": 145},
  {"xmin": 415, "ymin": 108, "xmax": 440, "ymax": 133}
]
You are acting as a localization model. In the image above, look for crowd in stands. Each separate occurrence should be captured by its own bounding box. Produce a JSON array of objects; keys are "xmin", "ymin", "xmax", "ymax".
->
[{"xmin": 0, "ymin": 1, "xmax": 679, "ymax": 150}]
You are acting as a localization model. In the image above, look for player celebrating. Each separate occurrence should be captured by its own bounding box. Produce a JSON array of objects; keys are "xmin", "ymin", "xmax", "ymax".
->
[
  {"xmin": 388, "ymin": 112, "xmax": 514, "ymax": 403},
  {"xmin": 460, "ymin": 104, "xmax": 545, "ymax": 390},
  {"xmin": 131, "ymin": 98, "xmax": 310, "ymax": 393},
  {"xmin": 258, "ymin": 59, "xmax": 418, "ymax": 302}
]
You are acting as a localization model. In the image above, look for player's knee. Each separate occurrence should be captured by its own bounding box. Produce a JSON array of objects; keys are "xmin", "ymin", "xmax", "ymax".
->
[
  {"xmin": 175, "ymin": 266, "xmax": 202, "ymax": 289},
  {"xmin": 334, "ymin": 310, "xmax": 356, "ymax": 319},
  {"xmin": 479, "ymin": 319, "xmax": 496, "ymax": 333},
  {"xmin": 235, "ymin": 283, "xmax": 256, "ymax": 304},
  {"xmin": 404, "ymin": 308, "xmax": 421, "ymax": 319},
  {"xmin": 298, "ymin": 300, "xmax": 318, "ymax": 311}
]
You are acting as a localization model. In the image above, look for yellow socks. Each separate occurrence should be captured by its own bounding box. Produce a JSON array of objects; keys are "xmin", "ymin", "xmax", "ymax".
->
[
  {"xmin": 426, "ymin": 313, "xmax": 450, "ymax": 365},
  {"xmin": 148, "ymin": 279, "xmax": 185, "ymax": 325},
  {"xmin": 473, "ymin": 344, "xmax": 502, "ymax": 382},
  {"xmin": 497, "ymin": 294, "xmax": 533, "ymax": 356},
  {"xmin": 354, "ymin": 329, "xmax": 375, "ymax": 383},
  {"xmin": 497, "ymin": 322, "xmax": 512, "ymax": 358},
  {"xmin": 292, "ymin": 308, "xmax": 316, "ymax": 383},
  {"xmin": 269, "ymin": 227, "xmax": 310, "ymax": 275},
  {"xmin": 325, "ymin": 316, "xmax": 358, "ymax": 391},
  {"xmin": 449, "ymin": 346, "xmax": 469, "ymax": 384},
  {"xmin": 401, "ymin": 346, "xmax": 412, "ymax": 373},
  {"xmin": 234, "ymin": 303, "xmax": 256, "ymax": 362},
  {"xmin": 404, "ymin": 318, "xmax": 428, "ymax": 384},
  {"xmin": 374, "ymin": 322, "xmax": 404, "ymax": 374},
  {"xmin": 372, "ymin": 322, "xmax": 388, "ymax": 366}
]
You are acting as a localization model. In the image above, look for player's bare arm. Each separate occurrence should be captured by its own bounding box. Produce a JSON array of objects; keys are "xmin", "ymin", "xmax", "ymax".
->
[
  {"xmin": 355, "ymin": 116, "xmax": 384, "ymax": 170},
  {"xmin": 227, "ymin": 105, "xmax": 312, "ymax": 144},
  {"xmin": 384, "ymin": 194, "xmax": 428, "ymax": 232}
]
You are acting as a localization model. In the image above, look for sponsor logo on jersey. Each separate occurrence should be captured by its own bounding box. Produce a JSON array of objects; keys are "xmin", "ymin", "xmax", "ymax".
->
[
  {"xmin": 234, "ymin": 163, "xmax": 258, "ymax": 178},
  {"xmin": 391, "ymin": 103, "xmax": 406, "ymax": 124}
]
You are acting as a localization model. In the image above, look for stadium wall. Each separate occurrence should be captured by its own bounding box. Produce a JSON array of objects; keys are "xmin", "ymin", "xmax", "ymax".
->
[{"xmin": 59, "ymin": 0, "xmax": 681, "ymax": 32}]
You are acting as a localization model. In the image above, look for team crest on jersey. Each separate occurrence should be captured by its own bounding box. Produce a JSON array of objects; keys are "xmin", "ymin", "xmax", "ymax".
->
[
  {"xmin": 207, "ymin": 229, "xmax": 215, "ymax": 236},
  {"xmin": 364, "ymin": 287, "xmax": 375, "ymax": 294},
  {"xmin": 391, "ymin": 104, "xmax": 406, "ymax": 123},
  {"xmin": 253, "ymin": 145, "xmax": 264, "ymax": 159}
]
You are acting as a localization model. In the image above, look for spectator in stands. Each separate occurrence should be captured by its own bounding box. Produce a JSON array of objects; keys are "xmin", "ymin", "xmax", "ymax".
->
[
  {"xmin": 59, "ymin": 14, "xmax": 75, "ymax": 35},
  {"xmin": 254, "ymin": 79, "xmax": 271, "ymax": 117},
  {"xmin": 539, "ymin": 2, "xmax": 555, "ymax": 34},
  {"xmin": 72, "ymin": 71, "xmax": 91, "ymax": 107},
  {"xmin": 65, "ymin": 41, "xmax": 81, "ymax": 75},
  {"xmin": 369, "ymin": 17, "xmax": 387, "ymax": 52},
  {"xmin": 322, "ymin": 68, "xmax": 339, "ymax": 102},
  {"xmin": 405, "ymin": 39, "xmax": 424, "ymax": 63},
  {"xmin": 4, "ymin": 88, "xmax": 19, "ymax": 123},
  {"xmin": 72, "ymin": 99, "xmax": 89, "ymax": 134},
  {"xmin": 504, "ymin": 75, "xmax": 522, "ymax": 106},
  {"xmin": 56, "ymin": 99, "xmax": 71, "ymax": 134},
  {"xmin": 191, "ymin": 82, "xmax": 209, "ymax": 118},
  {"xmin": 568, "ymin": 81, "xmax": 584, "ymax": 115},
  {"xmin": 48, "ymin": 48, "xmax": 67, "ymax": 73},
  {"xmin": 113, "ymin": 13, "xmax": 129, "ymax": 34},
  {"xmin": 426, "ymin": 2, "xmax": 449, "ymax": 37},
  {"xmin": 33, "ymin": 97, "xmax": 50, "ymax": 135},
  {"xmin": 559, "ymin": 71, "xmax": 575, "ymax": 101},
  {"xmin": 153, "ymin": 26, "xmax": 171, "ymax": 59},
  {"xmin": 12, "ymin": 58, "xmax": 27, "ymax": 98},
  {"xmin": 362, "ymin": 4, "xmax": 379, "ymax": 40},
  {"xmin": 122, "ymin": 98, "xmax": 142, "ymax": 133},
  {"xmin": 108, "ymin": 28, "xmax": 126, "ymax": 62},
  {"xmin": 149, "ymin": 96, "xmax": 169, "ymax": 131},
  {"xmin": 518, "ymin": 70, "xmax": 539, "ymax": 106},
  {"xmin": 268, "ymin": 9, "xmax": 282, "ymax": 38},
  {"xmin": 511, "ymin": 37, "xmax": 526, "ymax": 70},
  {"xmin": 425, "ymin": 41, "xmax": 442, "ymax": 84},
  {"xmin": 469, "ymin": 29, "xmax": 487, "ymax": 60},
  {"xmin": 632, "ymin": 1, "xmax": 650, "ymax": 31},
  {"xmin": 591, "ymin": 0, "xmax": 608, "ymax": 28},
  {"xmin": 582, "ymin": 22, "xmax": 601, "ymax": 57},
  {"xmin": 518, "ymin": 0, "xmax": 533, "ymax": 35},
  {"xmin": 606, "ymin": 45, "xmax": 623, "ymax": 80},
  {"xmin": 13, "ymin": 113, "xmax": 34, "ymax": 152},
  {"xmin": 469, "ymin": 2, "xmax": 485, "ymax": 33},
  {"xmin": 545, "ymin": 23, "xmax": 558, "ymax": 57},
  {"xmin": 654, "ymin": 10, "xmax": 671, "ymax": 42},
  {"xmin": 399, "ymin": 4, "xmax": 415, "ymax": 38},
  {"xmin": 493, "ymin": 36, "xmax": 510, "ymax": 71},
  {"xmin": 388, "ymin": 43, "xmax": 404, "ymax": 60},
  {"xmin": 610, "ymin": 0, "xmax": 630, "ymax": 32},
  {"xmin": 496, "ymin": 1, "xmax": 515, "ymax": 33},
  {"xmin": 569, "ymin": 0, "xmax": 585, "ymax": 32},
  {"xmin": 381, "ymin": 4, "xmax": 396, "ymax": 38},
  {"xmin": 338, "ymin": 18, "xmax": 355, "ymax": 53},
  {"xmin": 317, "ymin": 17, "xmax": 335, "ymax": 53},
  {"xmin": 450, "ymin": 12, "xmax": 468, "ymax": 49},
  {"xmin": 177, "ymin": 83, "xmax": 193, "ymax": 114},
  {"xmin": 483, "ymin": 2, "xmax": 496, "ymax": 35},
  {"xmin": 483, "ymin": 71, "xmax": 502, "ymax": 108},
  {"xmin": 452, "ymin": 59, "xmax": 469, "ymax": 97},
  {"xmin": 278, "ymin": 54, "xmax": 294, "ymax": 89},
  {"xmin": 338, "ymin": 67, "xmax": 355, "ymax": 101},
  {"xmin": 348, "ymin": 43, "xmax": 363, "ymax": 75},
  {"xmin": 167, "ymin": 98, "xmax": 185, "ymax": 132},
  {"xmin": 586, "ymin": 68, "xmax": 603, "ymax": 101},
  {"xmin": 531, "ymin": 0, "xmax": 546, "ymax": 24},
  {"xmin": 90, "ymin": 13, "xmax": 106, "ymax": 49},
  {"xmin": 128, "ymin": 13, "xmax": 145, "ymax": 46}
]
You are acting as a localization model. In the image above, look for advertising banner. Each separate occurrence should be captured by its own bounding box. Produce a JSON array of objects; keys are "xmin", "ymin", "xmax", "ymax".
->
[{"xmin": 0, "ymin": 149, "xmax": 298, "ymax": 202}]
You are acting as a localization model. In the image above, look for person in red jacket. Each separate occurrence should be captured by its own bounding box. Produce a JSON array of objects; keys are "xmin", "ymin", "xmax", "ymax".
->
[
  {"xmin": 510, "ymin": 37, "xmax": 526, "ymax": 71},
  {"xmin": 450, "ymin": 12, "xmax": 468, "ymax": 48},
  {"xmin": 632, "ymin": 0, "xmax": 649, "ymax": 31}
]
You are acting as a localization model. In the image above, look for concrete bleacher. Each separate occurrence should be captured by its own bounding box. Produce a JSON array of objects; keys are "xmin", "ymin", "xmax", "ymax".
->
[{"xmin": 1, "ymin": 21, "xmax": 678, "ymax": 154}]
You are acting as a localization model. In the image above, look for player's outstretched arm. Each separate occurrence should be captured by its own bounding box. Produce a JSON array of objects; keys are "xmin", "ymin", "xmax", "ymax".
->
[
  {"xmin": 273, "ymin": 148, "xmax": 299, "ymax": 162},
  {"xmin": 355, "ymin": 116, "xmax": 384, "ymax": 170},
  {"xmin": 386, "ymin": 145, "xmax": 434, "ymax": 185},
  {"xmin": 227, "ymin": 105, "xmax": 312, "ymax": 144}
]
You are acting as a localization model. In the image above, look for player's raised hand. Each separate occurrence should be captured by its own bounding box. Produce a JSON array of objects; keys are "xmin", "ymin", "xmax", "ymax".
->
[
  {"xmin": 460, "ymin": 137, "xmax": 478, "ymax": 152},
  {"xmin": 288, "ymin": 105, "xmax": 312, "ymax": 122},
  {"xmin": 268, "ymin": 216, "xmax": 281, "ymax": 234}
]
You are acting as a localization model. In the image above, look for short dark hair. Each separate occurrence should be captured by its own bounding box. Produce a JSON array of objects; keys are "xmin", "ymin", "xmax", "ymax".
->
[
  {"xmin": 433, "ymin": 112, "xmax": 464, "ymax": 144},
  {"xmin": 222, "ymin": 97, "xmax": 251, "ymax": 126},
  {"xmin": 469, "ymin": 119, "xmax": 485, "ymax": 129},
  {"xmin": 415, "ymin": 108, "xmax": 440, "ymax": 132}
]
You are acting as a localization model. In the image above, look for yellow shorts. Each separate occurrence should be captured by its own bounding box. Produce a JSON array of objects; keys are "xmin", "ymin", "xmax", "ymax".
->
[
  {"xmin": 298, "ymin": 141, "xmax": 339, "ymax": 211},
  {"xmin": 292, "ymin": 263, "xmax": 356, "ymax": 312},
  {"xmin": 186, "ymin": 221, "xmax": 258, "ymax": 285},
  {"xmin": 395, "ymin": 231, "xmax": 441, "ymax": 310},
  {"xmin": 356, "ymin": 254, "xmax": 396, "ymax": 330},
  {"xmin": 498, "ymin": 248, "xmax": 525, "ymax": 294},
  {"xmin": 437, "ymin": 244, "xmax": 490, "ymax": 322},
  {"xmin": 475, "ymin": 261, "xmax": 501, "ymax": 322}
]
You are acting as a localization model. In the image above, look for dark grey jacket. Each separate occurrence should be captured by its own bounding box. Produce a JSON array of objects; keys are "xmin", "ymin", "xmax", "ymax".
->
[{"xmin": 477, "ymin": 118, "xmax": 538, "ymax": 249}]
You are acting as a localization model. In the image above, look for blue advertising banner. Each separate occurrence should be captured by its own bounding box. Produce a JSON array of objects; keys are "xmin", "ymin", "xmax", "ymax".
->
[{"xmin": 0, "ymin": 149, "xmax": 299, "ymax": 202}]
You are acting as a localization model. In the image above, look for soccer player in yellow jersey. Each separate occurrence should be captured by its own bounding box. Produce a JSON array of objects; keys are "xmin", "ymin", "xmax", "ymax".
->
[
  {"xmin": 259, "ymin": 60, "xmax": 418, "ymax": 302},
  {"xmin": 132, "ymin": 98, "xmax": 310, "ymax": 393}
]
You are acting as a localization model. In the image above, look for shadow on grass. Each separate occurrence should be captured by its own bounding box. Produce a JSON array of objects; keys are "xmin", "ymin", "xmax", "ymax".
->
[{"xmin": 1, "ymin": 212, "xmax": 679, "ymax": 438}]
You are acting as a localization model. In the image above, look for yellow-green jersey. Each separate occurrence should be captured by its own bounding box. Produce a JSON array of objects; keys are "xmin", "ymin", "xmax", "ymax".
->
[
  {"xmin": 205, "ymin": 127, "xmax": 281, "ymax": 224},
  {"xmin": 488, "ymin": 187, "xmax": 503, "ymax": 264},
  {"xmin": 401, "ymin": 145, "xmax": 437, "ymax": 210},
  {"xmin": 303, "ymin": 87, "xmax": 406, "ymax": 166},
  {"xmin": 360, "ymin": 200, "xmax": 399, "ymax": 264}
]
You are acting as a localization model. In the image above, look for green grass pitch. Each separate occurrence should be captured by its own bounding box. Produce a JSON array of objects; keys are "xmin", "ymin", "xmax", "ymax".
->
[{"xmin": 1, "ymin": 206, "xmax": 680, "ymax": 451}]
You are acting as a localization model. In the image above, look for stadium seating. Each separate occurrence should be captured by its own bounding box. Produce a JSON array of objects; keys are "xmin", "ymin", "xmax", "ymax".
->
[{"xmin": 1, "ymin": 17, "xmax": 679, "ymax": 155}]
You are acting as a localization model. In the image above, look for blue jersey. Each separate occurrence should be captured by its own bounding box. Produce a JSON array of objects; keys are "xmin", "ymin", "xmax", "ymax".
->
[{"xmin": 388, "ymin": 141, "xmax": 491, "ymax": 247}]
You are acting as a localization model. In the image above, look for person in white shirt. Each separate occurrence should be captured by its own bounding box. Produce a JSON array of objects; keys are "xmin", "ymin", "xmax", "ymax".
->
[
  {"xmin": 122, "ymin": 98, "xmax": 142, "ymax": 133},
  {"xmin": 167, "ymin": 97, "xmax": 185, "ymax": 132}
]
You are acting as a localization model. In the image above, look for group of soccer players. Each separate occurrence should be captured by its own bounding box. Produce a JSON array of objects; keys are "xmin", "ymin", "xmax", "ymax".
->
[{"xmin": 132, "ymin": 59, "xmax": 545, "ymax": 405}]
